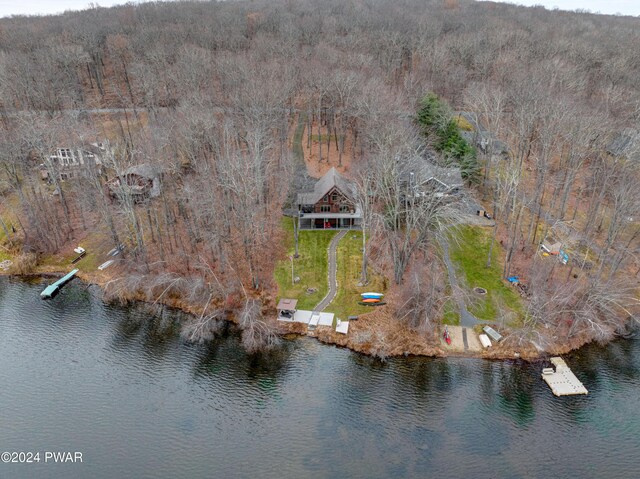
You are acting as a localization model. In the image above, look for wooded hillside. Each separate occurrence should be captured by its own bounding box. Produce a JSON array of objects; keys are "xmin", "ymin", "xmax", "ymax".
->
[{"xmin": 0, "ymin": 0, "xmax": 638, "ymax": 353}]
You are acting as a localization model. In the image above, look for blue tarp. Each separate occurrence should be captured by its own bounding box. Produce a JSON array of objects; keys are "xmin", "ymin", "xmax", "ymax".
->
[{"xmin": 559, "ymin": 250, "xmax": 569, "ymax": 264}]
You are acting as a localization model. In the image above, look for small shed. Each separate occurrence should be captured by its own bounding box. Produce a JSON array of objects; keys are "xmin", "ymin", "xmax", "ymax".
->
[
  {"xmin": 541, "ymin": 241, "xmax": 562, "ymax": 255},
  {"xmin": 277, "ymin": 298, "xmax": 298, "ymax": 320}
]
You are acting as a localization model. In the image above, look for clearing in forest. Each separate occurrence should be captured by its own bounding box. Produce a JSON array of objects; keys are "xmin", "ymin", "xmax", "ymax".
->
[
  {"xmin": 274, "ymin": 217, "xmax": 336, "ymax": 311},
  {"xmin": 326, "ymin": 231, "xmax": 386, "ymax": 320},
  {"xmin": 274, "ymin": 218, "xmax": 385, "ymax": 319},
  {"xmin": 448, "ymin": 225, "xmax": 524, "ymax": 326}
]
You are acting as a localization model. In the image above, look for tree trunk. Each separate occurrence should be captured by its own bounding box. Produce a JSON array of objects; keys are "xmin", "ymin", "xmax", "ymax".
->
[{"xmin": 317, "ymin": 98, "xmax": 323, "ymax": 163}]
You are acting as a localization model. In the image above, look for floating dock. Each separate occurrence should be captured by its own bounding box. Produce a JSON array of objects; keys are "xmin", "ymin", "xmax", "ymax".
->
[
  {"xmin": 335, "ymin": 319, "xmax": 349, "ymax": 335},
  {"xmin": 277, "ymin": 309, "xmax": 334, "ymax": 327},
  {"xmin": 542, "ymin": 357, "xmax": 588, "ymax": 396},
  {"xmin": 308, "ymin": 312, "xmax": 321, "ymax": 330},
  {"xmin": 40, "ymin": 269, "xmax": 79, "ymax": 299}
]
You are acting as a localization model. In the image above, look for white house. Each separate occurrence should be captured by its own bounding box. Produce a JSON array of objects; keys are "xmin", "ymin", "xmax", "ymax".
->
[{"xmin": 41, "ymin": 141, "xmax": 110, "ymax": 181}]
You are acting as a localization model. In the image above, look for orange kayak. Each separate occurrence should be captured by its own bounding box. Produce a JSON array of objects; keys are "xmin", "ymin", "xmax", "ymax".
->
[{"xmin": 361, "ymin": 298, "xmax": 380, "ymax": 303}]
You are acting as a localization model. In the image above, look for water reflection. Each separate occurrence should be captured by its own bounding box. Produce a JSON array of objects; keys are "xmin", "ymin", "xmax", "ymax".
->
[
  {"xmin": 1, "ymin": 277, "xmax": 639, "ymax": 479},
  {"xmin": 497, "ymin": 361, "xmax": 536, "ymax": 426}
]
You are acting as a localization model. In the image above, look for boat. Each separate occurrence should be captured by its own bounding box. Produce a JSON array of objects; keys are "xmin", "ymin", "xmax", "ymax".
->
[
  {"xmin": 361, "ymin": 298, "xmax": 380, "ymax": 303},
  {"xmin": 361, "ymin": 292, "xmax": 384, "ymax": 299},
  {"xmin": 358, "ymin": 301, "xmax": 387, "ymax": 307},
  {"xmin": 443, "ymin": 326, "xmax": 452, "ymax": 345}
]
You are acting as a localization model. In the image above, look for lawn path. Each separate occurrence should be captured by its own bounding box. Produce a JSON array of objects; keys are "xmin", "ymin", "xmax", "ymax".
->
[
  {"xmin": 440, "ymin": 238, "xmax": 481, "ymax": 330},
  {"xmin": 314, "ymin": 230, "xmax": 348, "ymax": 311}
]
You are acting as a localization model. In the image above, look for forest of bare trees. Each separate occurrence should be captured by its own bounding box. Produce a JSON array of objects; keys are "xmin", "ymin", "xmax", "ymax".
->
[{"xmin": 0, "ymin": 0, "xmax": 638, "ymax": 353}]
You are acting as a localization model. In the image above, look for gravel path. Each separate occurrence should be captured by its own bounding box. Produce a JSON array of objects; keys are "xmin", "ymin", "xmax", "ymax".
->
[{"xmin": 314, "ymin": 230, "xmax": 348, "ymax": 312}]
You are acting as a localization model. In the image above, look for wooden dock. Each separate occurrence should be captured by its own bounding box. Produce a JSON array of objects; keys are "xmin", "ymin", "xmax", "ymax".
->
[
  {"xmin": 542, "ymin": 357, "xmax": 588, "ymax": 396},
  {"xmin": 40, "ymin": 269, "xmax": 79, "ymax": 299}
]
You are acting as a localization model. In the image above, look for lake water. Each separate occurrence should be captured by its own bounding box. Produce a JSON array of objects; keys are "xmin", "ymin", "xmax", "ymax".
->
[{"xmin": 1, "ymin": 277, "xmax": 639, "ymax": 478}]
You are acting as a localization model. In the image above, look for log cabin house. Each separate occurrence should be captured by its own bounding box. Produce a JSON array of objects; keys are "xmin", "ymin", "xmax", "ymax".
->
[{"xmin": 296, "ymin": 167, "xmax": 362, "ymax": 230}]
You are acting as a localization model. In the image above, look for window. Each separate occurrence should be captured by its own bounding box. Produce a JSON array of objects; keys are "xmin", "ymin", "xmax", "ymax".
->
[
  {"xmin": 340, "ymin": 205, "xmax": 351, "ymax": 213},
  {"xmin": 320, "ymin": 205, "xmax": 331, "ymax": 213},
  {"xmin": 59, "ymin": 149, "xmax": 75, "ymax": 166},
  {"xmin": 331, "ymin": 193, "xmax": 338, "ymax": 202},
  {"xmin": 323, "ymin": 195, "xmax": 328, "ymax": 202}
]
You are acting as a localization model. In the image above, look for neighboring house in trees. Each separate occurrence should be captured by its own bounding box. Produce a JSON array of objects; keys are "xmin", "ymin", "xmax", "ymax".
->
[
  {"xmin": 107, "ymin": 164, "xmax": 162, "ymax": 201},
  {"xmin": 607, "ymin": 128, "xmax": 639, "ymax": 162},
  {"xmin": 456, "ymin": 111, "xmax": 510, "ymax": 159},
  {"xmin": 297, "ymin": 167, "xmax": 362, "ymax": 230},
  {"xmin": 405, "ymin": 162, "xmax": 464, "ymax": 198},
  {"xmin": 40, "ymin": 141, "xmax": 110, "ymax": 181}
]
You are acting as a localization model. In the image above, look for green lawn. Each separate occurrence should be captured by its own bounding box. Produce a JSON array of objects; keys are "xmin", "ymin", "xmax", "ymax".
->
[
  {"xmin": 449, "ymin": 225, "xmax": 523, "ymax": 325},
  {"xmin": 442, "ymin": 298, "xmax": 460, "ymax": 325},
  {"xmin": 274, "ymin": 217, "xmax": 336, "ymax": 310},
  {"xmin": 0, "ymin": 206, "xmax": 18, "ymax": 261},
  {"xmin": 328, "ymin": 231, "xmax": 386, "ymax": 320},
  {"xmin": 274, "ymin": 220, "xmax": 386, "ymax": 319},
  {"xmin": 37, "ymin": 231, "xmax": 109, "ymax": 273}
]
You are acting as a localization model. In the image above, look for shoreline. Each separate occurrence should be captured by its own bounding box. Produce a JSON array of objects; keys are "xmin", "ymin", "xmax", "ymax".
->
[{"xmin": 1, "ymin": 267, "xmax": 602, "ymax": 362}]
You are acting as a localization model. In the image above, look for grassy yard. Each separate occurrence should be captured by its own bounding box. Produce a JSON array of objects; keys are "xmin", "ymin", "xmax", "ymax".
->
[
  {"xmin": 37, "ymin": 231, "xmax": 110, "ymax": 273},
  {"xmin": 328, "ymin": 231, "xmax": 386, "ymax": 320},
  {"xmin": 442, "ymin": 298, "xmax": 460, "ymax": 325},
  {"xmin": 0, "ymin": 201, "xmax": 19, "ymax": 261},
  {"xmin": 274, "ymin": 219, "xmax": 386, "ymax": 318},
  {"xmin": 449, "ymin": 225, "xmax": 523, "ymax": 325},
  {"xmin": 274, "ymin": 217, "xmax": 336, "ymax": 310}
]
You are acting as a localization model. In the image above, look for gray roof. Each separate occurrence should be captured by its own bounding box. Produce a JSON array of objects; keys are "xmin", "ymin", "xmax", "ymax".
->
[
  {"xmin": 607, "ymin": 128, "xmax": 639, "ymax": 158},
  {"xmin": 297, "ymin": 167, "xmax": 355, "ymax": 205},
  {"xmin": 456, "ymin": 111, "xmax": 509, "ymax": 155},
  {"xmin": 412, "ymin": 163, "xmax": 464, "ymax": 190},
  {"xmin": 124, "ymin": 164, "xmax": 159, "ymax": 180}
]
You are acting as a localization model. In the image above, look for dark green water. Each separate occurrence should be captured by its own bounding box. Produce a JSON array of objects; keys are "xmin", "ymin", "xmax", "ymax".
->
[{"xmin": 0, "ymin": 278, "xmax": 638, "ymax": 479}]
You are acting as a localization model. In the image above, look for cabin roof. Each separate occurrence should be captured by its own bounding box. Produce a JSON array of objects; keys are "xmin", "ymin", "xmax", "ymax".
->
[
  {"xmin": 276, "ymin": 298, "xmax": 298, "ymax": 310},
  {"xmin": 412, "ymin": 163, "xmax": 464, "ymax": 189},
  {"xmin": 124, "ymin": 164, "xmax": 159, "ymax": 180},
  {"xmin": 297, "ymin": 167, "xmax": 355, "ymax": 205}
]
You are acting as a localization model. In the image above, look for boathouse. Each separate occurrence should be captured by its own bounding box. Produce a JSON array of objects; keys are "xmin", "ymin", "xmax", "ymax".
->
[{"xmin": 277, "ymin": 298, "xmax": 298, "ymax": 320}]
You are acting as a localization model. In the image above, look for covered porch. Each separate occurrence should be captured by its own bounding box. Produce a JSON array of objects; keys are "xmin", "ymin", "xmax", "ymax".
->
[{"xmin": 298, "ymin": 212, "xmax": 362, "ymax": 230}]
